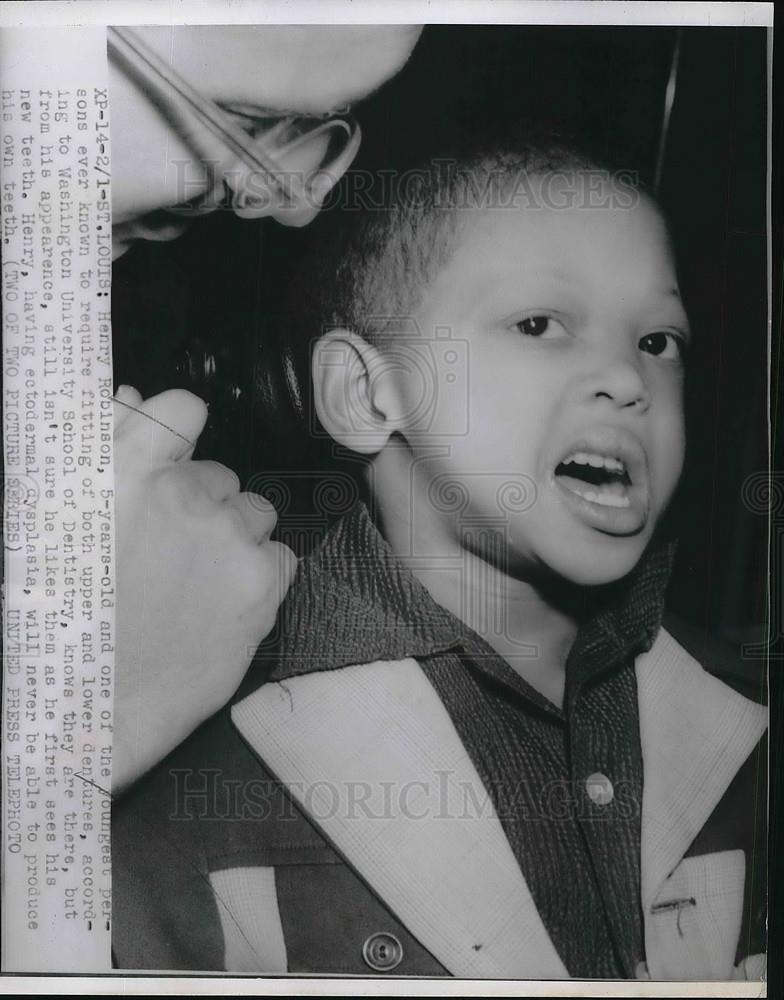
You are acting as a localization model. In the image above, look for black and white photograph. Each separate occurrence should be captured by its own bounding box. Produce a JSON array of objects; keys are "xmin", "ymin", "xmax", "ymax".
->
[{"xmin": 0, "ymin": 2, "xmax": 774, "ymax": 993}]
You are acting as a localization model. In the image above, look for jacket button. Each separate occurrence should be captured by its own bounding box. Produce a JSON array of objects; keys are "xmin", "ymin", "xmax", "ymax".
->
[
  {"xmin": 362, "ymin": 931, "xmax": 404, "ymax": 971},
  {"xmin": 585, "ymin": 772, "xmax": 614, "ymax": 806}
]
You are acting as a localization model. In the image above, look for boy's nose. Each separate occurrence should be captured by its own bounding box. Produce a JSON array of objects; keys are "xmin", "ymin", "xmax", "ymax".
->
[{"xmin": 584, "ymin": 356, "xmax": 651, "ymax": 413}]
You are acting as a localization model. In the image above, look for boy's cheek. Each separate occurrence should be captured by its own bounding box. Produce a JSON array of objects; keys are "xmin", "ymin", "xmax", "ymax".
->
[
  {"xmin": 652, "ymin": 418, "xmax": 686, "ymax": 512},
  {"xmin": 382, "ymin": 334, "xmax": 474, "ymax": 439}
]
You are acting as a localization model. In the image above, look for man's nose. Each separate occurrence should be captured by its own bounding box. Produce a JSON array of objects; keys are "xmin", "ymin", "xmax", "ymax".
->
[{"xmin": 582, "ymin": 349, "xmax": 651, "ymax": 413}]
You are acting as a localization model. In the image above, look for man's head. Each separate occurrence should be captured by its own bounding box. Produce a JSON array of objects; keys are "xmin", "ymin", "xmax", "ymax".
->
[
  {"xmin": 110, "ymin": 25, "xmax": 422, "ymax": 250},
  {"xmin": 309, "ymin": 142, "xmax": 690, "ymax": 588}
]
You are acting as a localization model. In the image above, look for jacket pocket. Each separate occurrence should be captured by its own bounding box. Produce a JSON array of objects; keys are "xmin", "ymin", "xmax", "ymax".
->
[{"xmin": 645, "ymin": 850, "xmax": 745, "ymax": 980}]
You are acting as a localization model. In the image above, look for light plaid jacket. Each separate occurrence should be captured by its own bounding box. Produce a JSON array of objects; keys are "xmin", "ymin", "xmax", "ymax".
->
[{"xmin": 112, "ymin": 626, "xmax": 767, "ymax": 980}]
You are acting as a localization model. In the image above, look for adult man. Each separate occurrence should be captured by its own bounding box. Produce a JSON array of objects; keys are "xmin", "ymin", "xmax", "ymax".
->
[{"xmin": 109, "ymin": 24, "xmax": 422, "ymax": 792}]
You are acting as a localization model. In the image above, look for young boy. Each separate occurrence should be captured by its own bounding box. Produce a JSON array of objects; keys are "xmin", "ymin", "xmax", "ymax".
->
[{"xmin": 112, "ymin": 142, "xmax": 767, "ymax": 980}]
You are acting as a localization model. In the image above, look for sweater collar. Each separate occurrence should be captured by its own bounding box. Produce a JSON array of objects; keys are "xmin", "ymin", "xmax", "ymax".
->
[{"xmin": 269, "ymin": 502, "xmax": 675, "ymax": 685}]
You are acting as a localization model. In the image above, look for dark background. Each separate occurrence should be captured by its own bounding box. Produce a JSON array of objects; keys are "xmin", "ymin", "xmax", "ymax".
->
[{"xmin": 112, "ymin": 25, "xmax": 769, "ymax": 652}]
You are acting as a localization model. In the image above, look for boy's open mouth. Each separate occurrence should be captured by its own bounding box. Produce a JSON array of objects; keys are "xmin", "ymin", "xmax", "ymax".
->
[
  {"xmin": 554, "ymin": 452, "xmax": 631, "ymax": 508},
  {"xmin": 551, "ymin": 429, "xmax": 649, "ymax": 535}
]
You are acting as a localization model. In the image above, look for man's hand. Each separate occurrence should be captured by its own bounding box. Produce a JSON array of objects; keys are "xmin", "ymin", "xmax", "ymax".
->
[{"xmin": 111, "ymin": 386, "xmax": 297, "ymax": 796}]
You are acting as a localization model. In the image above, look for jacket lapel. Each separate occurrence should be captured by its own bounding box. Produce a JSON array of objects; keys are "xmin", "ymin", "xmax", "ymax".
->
[
  {"xmin": 636, "ymin": 628, "xmax": 767, "ymax": 978},
  {"xmin": 232, "ymin": 657, "xmax": 569, "ymax": 979},
  {"xmin": 232, "ymin": 629, "xmax": 766, "ymax": 981}
]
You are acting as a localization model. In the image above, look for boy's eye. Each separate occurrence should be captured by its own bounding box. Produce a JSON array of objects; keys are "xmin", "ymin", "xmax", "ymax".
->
[
  {"xmin": 512, "ymin": 315, "xmax": 567, "ymax": 338},
  {"xmin": 638, "ymin": 330, "xmax": 687, "ymax": 361}
]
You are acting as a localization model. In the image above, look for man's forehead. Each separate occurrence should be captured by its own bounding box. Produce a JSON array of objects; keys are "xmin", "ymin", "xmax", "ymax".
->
[{"xmin": 132, "ymin": 25, "xmax": 422, "ymax": 115}]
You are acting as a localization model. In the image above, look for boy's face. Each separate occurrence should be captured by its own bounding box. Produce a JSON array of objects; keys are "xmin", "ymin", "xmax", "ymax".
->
[{"xmin": 395, "ymin": 180, "xmax": 689, "ymax": 586}]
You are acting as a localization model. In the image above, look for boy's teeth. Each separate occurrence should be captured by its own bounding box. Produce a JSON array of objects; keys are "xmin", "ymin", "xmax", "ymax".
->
[
  {"xmin": 563, "ymin": 476, "xmax": 630, "ymax": 507},
  {"xmin": 578, "ymin": 488, "xmax": 630, "ymax": 508},
  {"xmin": 562, "ymin": 452, "xmax": 625, "ymax": 474}
]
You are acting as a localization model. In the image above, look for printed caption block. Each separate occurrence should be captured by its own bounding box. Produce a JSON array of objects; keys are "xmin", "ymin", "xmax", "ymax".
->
[{"xmin": 1, "ymin": 28, "xmax": 114, "ymax": 973}]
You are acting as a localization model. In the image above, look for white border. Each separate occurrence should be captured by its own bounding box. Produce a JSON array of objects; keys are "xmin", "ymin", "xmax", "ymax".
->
[
  {"xmin": 0, "ymin": 0, "xmax": 774, "ymax": 28},
  {"xmin": 0, "ymin": 976, "xmax": 770, "ymax": 996},
  {"xmin": 0, "ymin": 0, "xmax": 772, "ymax": 996}
]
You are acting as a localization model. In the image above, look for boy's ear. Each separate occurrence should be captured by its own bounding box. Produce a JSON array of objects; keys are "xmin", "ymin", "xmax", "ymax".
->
[{"xmin": 312, "ymin": 329, "xmax": 404, "ymax": 454}]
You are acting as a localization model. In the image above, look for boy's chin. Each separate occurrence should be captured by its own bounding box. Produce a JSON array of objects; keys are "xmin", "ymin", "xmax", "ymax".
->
[{"xmin": 533, "ymin": 538, "xmax": 649, "ymax": 589}]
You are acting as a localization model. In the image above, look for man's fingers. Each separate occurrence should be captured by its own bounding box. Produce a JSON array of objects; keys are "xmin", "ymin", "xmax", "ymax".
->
[
  {"xmin": 224, "ymin": 491, "xmax": 279, "ymax": 544},
  {"xmin": 120, "ymin": 389, "xmax": 209, "ymax": 460},
  {"xmin": 141, "ymin": 389, "xmax": 209, "ymax": 460},
  {"xmin": 186, "ymin": 461, "xmax": 242, "ymax": 502},
  {"xmin": 254, "ymin": 539, "xmax": 299, "ymax": 607},
  {"xmin": 113, "ymin": 385, "xmax": 144, "ymax": 431},
  {"xmin": 264, "ymin": 539, "xmax": 299, "ymax": 596}
]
